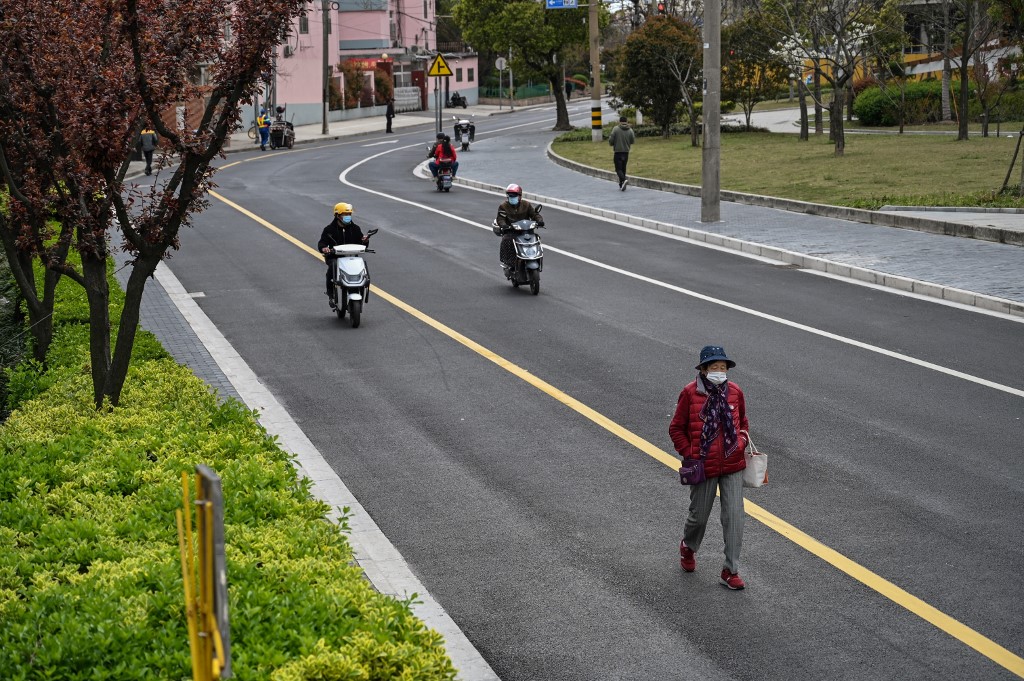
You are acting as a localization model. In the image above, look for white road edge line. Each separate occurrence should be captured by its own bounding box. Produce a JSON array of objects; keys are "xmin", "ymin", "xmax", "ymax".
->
[
  {"xmin": 338, "ymin": 150, "xmax": 1024, "ymax": 399},
  {"xmin": 152, "ymin": 262, "xmax": 501, "ymax": 681}
]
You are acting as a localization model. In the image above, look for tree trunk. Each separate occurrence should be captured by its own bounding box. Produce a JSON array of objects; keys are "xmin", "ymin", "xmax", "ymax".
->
[
  {"xmin": 101, "ymin": 252, "xmax": 159, "ymax": 405},
  {"xmin": 847, "ymin": 84, "xmax": 854, "ymax": 122},
  {"xmin": 828, "ymin": 95, "xmax": 835, "ymax": 143},
  {"xmin": 899, "ymin": 85, "xmax": 906, "ymax": 135},
  {"xmin": 689, "ymin": 106, "xmax": 699, "ymax": 147},
  {"xmin": 1000, "ymin": 128, "xmax": 1023, "ymax": 192},
  {"xmin": 981, "ymin": 110, "xmax": 989, "ymax": 137},
  {"xmin": 942, "ymin": 0, "xmax": 952, "ymax": 121},
  {"xmin": 958, "ymin": 50, "xmax": 970, "ymax": 141},
  {"xmin": 81, "ymin": 252, "xmax": 111, "ymax": 408},
  {"xmin": 549, "ymin": 73, "xmax": 572, "ymax": 131},
  {"xmin": 813, "ymin": 64, "xmax": 823, "ymax": 136},
  {"xmin": 798, "ymin": 79, "xmax": 809, "ymax": 141},
  {"xmin": 833, "ymin": 86, "xmax": 846, "ymax": 156},
  {"xmin": 0, "ymin": 238, "xmax": 57, "ymax": 362}
]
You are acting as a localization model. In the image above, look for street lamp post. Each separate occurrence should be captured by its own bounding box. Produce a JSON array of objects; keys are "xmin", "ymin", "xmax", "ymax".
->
[{"xmin": 321, "ymin": 0, "xmax": 330, "ymax": 134}]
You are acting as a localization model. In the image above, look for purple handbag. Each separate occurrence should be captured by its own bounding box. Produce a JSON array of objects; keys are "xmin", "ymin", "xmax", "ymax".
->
[{"xmin": 679, "ymin": 457, "xmax": 706, "ymax": 485}]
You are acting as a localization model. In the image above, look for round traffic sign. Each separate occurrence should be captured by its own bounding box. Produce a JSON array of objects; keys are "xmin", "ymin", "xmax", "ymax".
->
[{"xmin": 495, "ymin": 57, "xmax": 507, "ymax": 70}]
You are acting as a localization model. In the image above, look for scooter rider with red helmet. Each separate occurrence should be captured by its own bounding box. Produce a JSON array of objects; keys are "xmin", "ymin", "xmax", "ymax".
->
[{"xmin": 494, "ymin": 183, "xmax": 542, "ymax": 270}]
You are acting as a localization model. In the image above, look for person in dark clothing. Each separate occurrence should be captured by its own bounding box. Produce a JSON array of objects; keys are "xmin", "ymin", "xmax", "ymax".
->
[
  {"xmin": 137, "ymin": 127, "xmax": 159, "ymax": 175},
  {"xmin": 494, "ymin": 183, "xmax": 542, "ymax": 272},
  {"xmin": 385, "ymin": 98, "xmax": 395, "ymax": 133},
  {"xmin": 608, "ymin": 115, "xmax": 636, "ymax": 190},
  {"xmin": 318, "ymin": 202, "xmax": 368, "ymax": 300}
]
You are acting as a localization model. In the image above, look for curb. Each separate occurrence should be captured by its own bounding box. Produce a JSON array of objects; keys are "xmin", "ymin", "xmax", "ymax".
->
[
  {"xmin": 545, "ymin": 144, "xmax": 1024, "ymax": 247},
  {"xmin": 452, "ymin": 173, "xmax": 1024, "ymax": 319}
]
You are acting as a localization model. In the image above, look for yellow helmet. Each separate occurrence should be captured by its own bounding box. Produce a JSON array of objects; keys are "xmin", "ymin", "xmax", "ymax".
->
[{"xmin": 333, "ymin": 202, "xmax": 353, "ymax": 216}]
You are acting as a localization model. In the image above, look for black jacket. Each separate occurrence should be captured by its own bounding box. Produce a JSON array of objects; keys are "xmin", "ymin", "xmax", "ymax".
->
[
  {"xmin": 318, "ymin": 219, "xmax": 365, "ymax": 256},
  {"xmin": 495, "ymin": 199, "xmax": 541, "ymax": 228}
]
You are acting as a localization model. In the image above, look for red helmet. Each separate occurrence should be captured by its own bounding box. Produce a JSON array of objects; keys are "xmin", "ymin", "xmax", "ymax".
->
[{"xmin": 505, "ymin": 183, "xmax": 522, "ymax": 198}]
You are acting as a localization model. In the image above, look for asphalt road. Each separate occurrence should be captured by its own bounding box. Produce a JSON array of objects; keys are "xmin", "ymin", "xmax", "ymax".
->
[{"xmin": 166, "ymin": 103, "xmax": 1024, "ymax": 680}]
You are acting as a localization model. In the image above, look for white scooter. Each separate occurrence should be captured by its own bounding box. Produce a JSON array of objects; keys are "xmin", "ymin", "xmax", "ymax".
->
[
  {"xmin": 328, "ymin": 228, "xmax": 378, "ymax": 327},
  {"xmin": 453, "ymin": 115, "xmax": 474, "ymax": 151}
]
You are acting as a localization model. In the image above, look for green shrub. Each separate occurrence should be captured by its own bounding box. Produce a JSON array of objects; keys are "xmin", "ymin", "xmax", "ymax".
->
[
  {"xmin": 0, "ymin": 261, "xmax": 456, "ymax": 679},
  {"xmin": 853, "ymin": 80, "xmax": 976, "ymax": 126}
]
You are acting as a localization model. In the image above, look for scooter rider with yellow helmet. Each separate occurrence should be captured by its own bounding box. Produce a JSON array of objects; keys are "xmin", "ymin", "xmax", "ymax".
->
[{"xmin": 318, "ymin": 202, "xmax": 368, "ymax": 298}]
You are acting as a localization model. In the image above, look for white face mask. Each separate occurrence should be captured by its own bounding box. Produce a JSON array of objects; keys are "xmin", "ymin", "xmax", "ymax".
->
[{"xmin": 706, "ymin": 371, "xmax": 727, "ymax": 385}]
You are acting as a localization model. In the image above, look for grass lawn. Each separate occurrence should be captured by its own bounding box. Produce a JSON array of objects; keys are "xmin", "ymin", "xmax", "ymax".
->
[{"xmin": 552, "ymin": 131, "xmax": 1024, "ymax": 209}]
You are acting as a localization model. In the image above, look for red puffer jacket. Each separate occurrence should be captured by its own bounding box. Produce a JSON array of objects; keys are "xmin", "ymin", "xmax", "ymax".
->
[{"xmin": 669, "ymin": 378, "xmax": 749, "ymax": 479}]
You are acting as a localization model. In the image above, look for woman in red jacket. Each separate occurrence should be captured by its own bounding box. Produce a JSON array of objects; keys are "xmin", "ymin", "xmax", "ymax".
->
[
  {"xmin": 669, "ymin": 345, "xmax": 750, "ymax": 590},
  {"xmin": 429, "ymin": 134, "xmax": 459, "ymax": 179}
]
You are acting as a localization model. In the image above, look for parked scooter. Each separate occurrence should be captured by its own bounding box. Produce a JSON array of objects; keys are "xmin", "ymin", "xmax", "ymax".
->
[
  {"xmin": 328, "ymin": 228, "xmax": 378, "ymax": 327},
  {"xmin": 492, "ymin": 206, "xmax": 545, "ymax": 295},
  {"xmin": 435, "ymin": 160, "xmax": 454, "ymax": 192},
  {"xmin": 448, "ymin": 91, "xmax": 467, "ymax": 108},
  {"xmin": 452, "ymin": 115, "xmax": 474, "ymax": 151}
]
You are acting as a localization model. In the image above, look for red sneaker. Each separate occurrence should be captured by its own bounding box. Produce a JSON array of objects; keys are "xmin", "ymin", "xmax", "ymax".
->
[
  {"xmin": 720, "ymin": 569, "xmax": 745, "ymax": 590},
  {"xmin": 679, "ymin": 541, "xmax": 696, "ymax": 572}
]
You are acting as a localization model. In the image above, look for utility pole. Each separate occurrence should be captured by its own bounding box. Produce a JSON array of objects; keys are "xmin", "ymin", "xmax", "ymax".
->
[
  {"xmin": 700, "ymin": 0, "xmax": 721, "ymax": 222},
  {"xmin": 321, "ymin": 0, "xmax": 330, "ymax": 134},
  {"xmin": 589, "ymin": 0, "xmax": 602, "ymax": 142}
]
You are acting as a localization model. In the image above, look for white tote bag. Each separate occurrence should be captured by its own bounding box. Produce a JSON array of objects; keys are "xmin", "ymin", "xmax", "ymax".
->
[{"xmin": 741, "ymin": 430, "xmax": 768, "ymax": 488}]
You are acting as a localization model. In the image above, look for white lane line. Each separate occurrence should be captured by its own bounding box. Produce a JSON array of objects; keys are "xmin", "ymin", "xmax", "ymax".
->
[
  {"xmin": 362, "ymin": 140, "xmax": 400, "ymax": 147},
  {"xmin": 338, "ymin": 149, "xmax": 1024, "ymax": 400}
]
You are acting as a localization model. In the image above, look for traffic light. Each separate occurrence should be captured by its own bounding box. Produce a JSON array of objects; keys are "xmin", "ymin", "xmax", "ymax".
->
[{"xmin": 656, "ymin": 1, "xmax": 666, "ymax": 14}]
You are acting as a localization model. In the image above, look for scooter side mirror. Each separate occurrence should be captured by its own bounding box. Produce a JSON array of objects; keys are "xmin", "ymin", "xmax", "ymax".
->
[
  {"xmin": 534, "ymin": 205, "xmax": 543, "ymax": 214},
  {"xmin": 367, "ymin": 228, "xmax": 379, "ymax": 236}
]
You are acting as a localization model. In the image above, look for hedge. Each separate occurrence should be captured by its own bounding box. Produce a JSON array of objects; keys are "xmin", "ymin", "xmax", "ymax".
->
[
  {"xmin": 853, "ymin": 80, "xmax": 1024, "ymax": 127},
  {"xmin": 0, "ymin": 261, "xmax": 456, "ymax": 680}
]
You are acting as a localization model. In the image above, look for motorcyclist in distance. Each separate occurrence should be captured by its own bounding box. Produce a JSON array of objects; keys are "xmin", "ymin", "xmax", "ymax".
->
[
  {"xmin": 429, "ymin": 134, "xmax": 459, "ymax": 179},
  {"xmin": 494, "ymin": 183, "xmax": 542, "ymax": 269},
  {"xmin": 318, "ymin": 202, "xmax": 368, "ymax": 298}
]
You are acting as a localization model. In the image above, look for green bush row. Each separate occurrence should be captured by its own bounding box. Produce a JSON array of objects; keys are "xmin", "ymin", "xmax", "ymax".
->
[
  {"xmin": 853, "ymin": 80, "xmax": 1024, "ymax": 126},
  {"xmin": 0, "ymin": 262, "xmax": 456, "ymax": 679}
]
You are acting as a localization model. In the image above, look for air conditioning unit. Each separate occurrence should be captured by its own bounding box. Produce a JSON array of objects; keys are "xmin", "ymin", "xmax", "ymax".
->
[
  {"xmin": 410, "ymin": 44, "xmax": 419, "ymax": 54},
  {"xmin": 283, "ymin": 45, "xmax": 294, "ymax": 58}
]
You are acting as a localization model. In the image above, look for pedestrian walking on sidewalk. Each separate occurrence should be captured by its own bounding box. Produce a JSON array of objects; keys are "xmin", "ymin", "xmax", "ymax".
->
[
  {"xmin": 608, "ymin": 115, "xmax": 635, "ymax": 191},
  {"xmin": 137, "ymin": 126, "xmax": 159, "ymax": 176},
  {"xmin": 385, "ymin": 97, "xmax": 395, "ymax": 133},
  {"xmin": 670, "ymin": 345, "xmax": 750, "ymax": 590}
]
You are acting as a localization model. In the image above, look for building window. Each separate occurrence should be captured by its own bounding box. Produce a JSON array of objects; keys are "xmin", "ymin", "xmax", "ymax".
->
[
  {"xmin": 424, "ymin": 0, "xmax": 428, "ymax": 18},
  {"xmin": 468, "ymin": 67, "xmax": 474, "ymax": 83},
  {"xmin": 456, "ymin": 68, "xmax": 463, "ymax": 82},
  {"xmin": 299, "ymin": 15, "xmax": 308, "ymax": 34}
]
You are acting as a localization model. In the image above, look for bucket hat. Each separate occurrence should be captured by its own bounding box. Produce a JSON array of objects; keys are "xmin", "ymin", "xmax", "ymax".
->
[{"xmin": 695, "ymin": 345, "xmax": 736, "ymax": 370}]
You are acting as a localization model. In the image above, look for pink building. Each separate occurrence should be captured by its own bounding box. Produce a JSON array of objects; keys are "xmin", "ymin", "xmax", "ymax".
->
[{"xmin": 268, "ymin": 0, "xmax": 478, "ymax": 126}]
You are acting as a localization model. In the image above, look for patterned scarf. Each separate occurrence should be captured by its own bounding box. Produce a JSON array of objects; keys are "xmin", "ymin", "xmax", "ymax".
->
[{"xmin": 698, "ymin": 373, "xmax": 738, "ymax": 459}]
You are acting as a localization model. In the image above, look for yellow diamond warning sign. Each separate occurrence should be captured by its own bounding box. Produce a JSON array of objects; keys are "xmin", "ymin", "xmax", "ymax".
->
[{"xmin": 427, "ymin": 54, "xmax": 454, "ymax": 78}]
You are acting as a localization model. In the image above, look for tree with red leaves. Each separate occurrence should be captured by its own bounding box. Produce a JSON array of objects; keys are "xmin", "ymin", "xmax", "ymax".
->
[{"xmin": 0, "ymin": 0, "xmax": 305, "ymax": 406}]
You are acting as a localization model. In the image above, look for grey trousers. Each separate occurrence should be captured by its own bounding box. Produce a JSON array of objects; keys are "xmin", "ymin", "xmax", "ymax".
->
[{"xmin": 682, "ymin": 470, "xmax": 745, "ymax": 574}]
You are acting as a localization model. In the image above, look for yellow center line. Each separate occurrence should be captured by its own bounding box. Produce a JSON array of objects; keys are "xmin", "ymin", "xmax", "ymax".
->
[{"xmin": 207, "ymin": 189, "xmax": 1024, "ymax": 679}]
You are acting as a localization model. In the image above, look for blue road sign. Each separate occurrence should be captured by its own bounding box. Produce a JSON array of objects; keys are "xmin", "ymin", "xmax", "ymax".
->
[{"xmin": 546, "ymin": 0, "xmax": 578, "ymax": 8}]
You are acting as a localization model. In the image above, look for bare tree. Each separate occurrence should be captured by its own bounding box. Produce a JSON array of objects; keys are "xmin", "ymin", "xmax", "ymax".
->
[
  {"xmin": 916, "ymin": 0, "xmax": 1001, "ymax": 140},
  {"xmin": 759, "ymin": 0, "xmax": 904, "ymax": 156}
]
